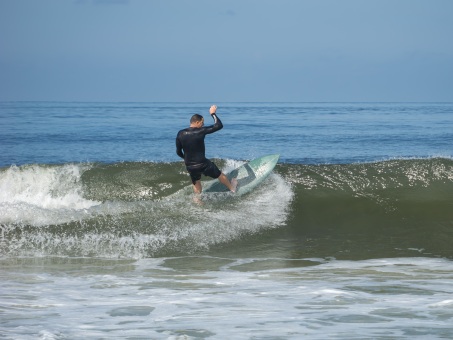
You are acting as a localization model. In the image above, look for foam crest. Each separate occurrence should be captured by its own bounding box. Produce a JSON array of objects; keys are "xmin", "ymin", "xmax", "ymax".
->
[{"xmin": 0, "ymin": 164, "xmax": 100, "ymax": 225}]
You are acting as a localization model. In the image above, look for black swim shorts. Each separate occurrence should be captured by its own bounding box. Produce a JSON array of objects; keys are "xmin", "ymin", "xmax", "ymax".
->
[{"xmin": 186, "ymin": 160, "xmax": 221, "ymax": 184}]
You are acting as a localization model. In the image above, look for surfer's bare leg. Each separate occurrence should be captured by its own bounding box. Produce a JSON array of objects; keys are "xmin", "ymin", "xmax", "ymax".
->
[
  {"xmin": 218, "ymin": 173, "xmax": 237, "ymax": 193},
  {"xmin": 192, "ymin": 180, "xmax": 202, "ymax": 194}
]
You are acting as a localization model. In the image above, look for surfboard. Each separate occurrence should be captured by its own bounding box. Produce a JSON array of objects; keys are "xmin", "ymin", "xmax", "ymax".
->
[{"xmin": 203, "ymin": 154, "xmax": 280, "ymax": 196}]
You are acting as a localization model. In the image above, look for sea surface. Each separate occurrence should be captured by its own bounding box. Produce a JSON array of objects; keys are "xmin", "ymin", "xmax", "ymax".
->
[{"xmin": 1, "ymin": 102, "xmax": 453, "ymax": 339}]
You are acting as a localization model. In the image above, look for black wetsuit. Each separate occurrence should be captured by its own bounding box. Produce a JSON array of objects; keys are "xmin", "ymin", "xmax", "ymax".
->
[{"xmin": 176, "ymin": 114, "xmax": 223, "ymax": 184}]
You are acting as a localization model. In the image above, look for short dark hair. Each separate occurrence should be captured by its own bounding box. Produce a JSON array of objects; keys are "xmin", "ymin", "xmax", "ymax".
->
[{"xmin": 190, "ymin": 114, "xmax": 203, "ymax": 124}]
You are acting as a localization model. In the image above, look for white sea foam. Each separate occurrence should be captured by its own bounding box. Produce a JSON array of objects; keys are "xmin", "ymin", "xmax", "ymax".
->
[
  {"xmin": 0, "ymin": 164, "xmax": 100, "ymax": 225},
  {"xmin": 0, "ymin": 165, "xmax": 294, "ymax": 258},
  {"xmin": 2, "ymin": 256, "xmax": 453, "ymax": 339}
]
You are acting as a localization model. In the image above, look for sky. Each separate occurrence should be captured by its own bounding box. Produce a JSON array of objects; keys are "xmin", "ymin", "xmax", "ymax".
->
[{"xmin": 1, "ymin": 0, "xmax": 452, "ymax": 102}]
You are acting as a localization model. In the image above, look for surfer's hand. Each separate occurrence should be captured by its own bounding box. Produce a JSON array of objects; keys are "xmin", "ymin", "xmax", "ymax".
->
[{"xmin": 209, "ymin": 105, "xmax": 217, "ymax": 115}]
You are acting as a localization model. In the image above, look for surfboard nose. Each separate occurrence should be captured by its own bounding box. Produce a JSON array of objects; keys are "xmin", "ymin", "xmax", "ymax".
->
[{"xmin": 263, "ymin": 154, "xmax": 280, "ymax": 165}]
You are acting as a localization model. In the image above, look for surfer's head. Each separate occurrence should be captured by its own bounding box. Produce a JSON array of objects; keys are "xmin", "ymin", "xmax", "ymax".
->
[{"xmin": 190, "ymin": 114, "xmax": 204, "ymax": 127}]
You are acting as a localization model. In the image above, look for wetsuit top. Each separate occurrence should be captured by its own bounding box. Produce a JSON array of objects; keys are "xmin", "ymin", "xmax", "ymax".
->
[{"xmin": 176, "ymin": 114, "xmax": 223, "ymax": 167}]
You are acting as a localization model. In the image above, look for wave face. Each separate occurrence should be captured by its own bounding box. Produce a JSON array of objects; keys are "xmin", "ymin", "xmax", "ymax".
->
[
  {"xmin": 1, "ymin": 158, "xmax": 452, "ymax": 259},
  {"xmin": 280, "ymin": 157, "xmax": 453, "ymax": 259}
]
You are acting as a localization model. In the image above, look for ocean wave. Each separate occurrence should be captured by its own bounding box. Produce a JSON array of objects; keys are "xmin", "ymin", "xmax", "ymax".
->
[{"xmin": 1, "ymin": 157, "xmax": 452, "ymax": 259}]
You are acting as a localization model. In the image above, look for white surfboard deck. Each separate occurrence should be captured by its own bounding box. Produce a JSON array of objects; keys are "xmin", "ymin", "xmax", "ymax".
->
[{"xmin": 203, "ymin": 154, "xmax": 280, "ymax": 196}]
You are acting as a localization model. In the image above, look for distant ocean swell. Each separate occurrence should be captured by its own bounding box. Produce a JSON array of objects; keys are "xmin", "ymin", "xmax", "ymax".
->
[{"xmin": 1, "ymin": 157, "xmax": 452, "ymax": 259}]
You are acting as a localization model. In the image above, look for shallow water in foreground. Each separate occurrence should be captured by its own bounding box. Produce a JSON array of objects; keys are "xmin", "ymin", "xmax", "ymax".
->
[{"xmin": 2, "ymin": 256, "xmax": 453, "ymax": 339}]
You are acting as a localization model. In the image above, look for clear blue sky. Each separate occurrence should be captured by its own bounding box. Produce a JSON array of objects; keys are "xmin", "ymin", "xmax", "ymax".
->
[{"xmin": 1, "ymin": 0, "xmax": 452, "ymax": 102}]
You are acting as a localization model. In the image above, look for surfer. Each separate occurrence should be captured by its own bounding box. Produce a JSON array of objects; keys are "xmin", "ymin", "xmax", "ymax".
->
[{"xmin": 176, "ymin": 105, "xmax": 237, "ymax": 194}]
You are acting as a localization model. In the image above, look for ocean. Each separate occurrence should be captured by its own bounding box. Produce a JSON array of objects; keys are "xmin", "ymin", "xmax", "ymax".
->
[{"xmin": 1, "ymin": 102, "xmax": 453, "ymax": 339}]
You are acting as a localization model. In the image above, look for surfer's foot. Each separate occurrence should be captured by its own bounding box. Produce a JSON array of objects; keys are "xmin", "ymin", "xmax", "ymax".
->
[{"xmin": 230, "ymin": 178, "xmax": 238, "ymax": 193}]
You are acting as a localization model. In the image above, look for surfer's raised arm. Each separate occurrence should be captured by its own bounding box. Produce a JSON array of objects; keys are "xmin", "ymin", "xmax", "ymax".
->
[{"xmin": 206, "ymin": 105, "xmax": 223, "ymax": 133}]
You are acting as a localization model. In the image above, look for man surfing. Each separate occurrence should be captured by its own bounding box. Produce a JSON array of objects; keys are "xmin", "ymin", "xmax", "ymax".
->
[{"xmin": 176, "ymin": 105, "xmax": 237, "ymax": 195}]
